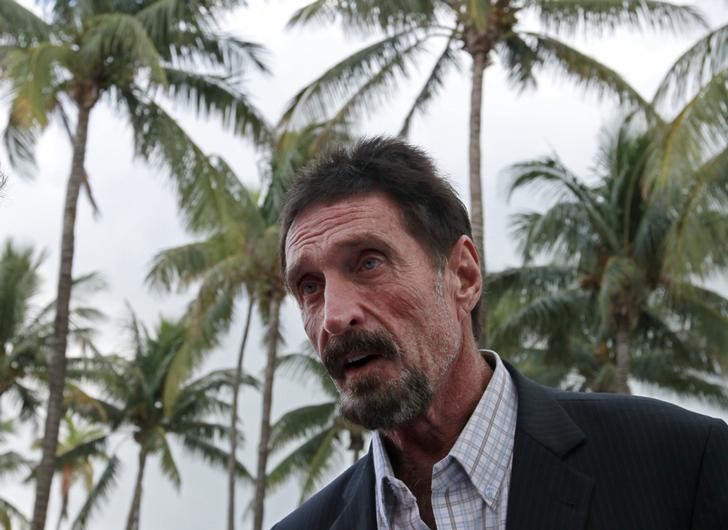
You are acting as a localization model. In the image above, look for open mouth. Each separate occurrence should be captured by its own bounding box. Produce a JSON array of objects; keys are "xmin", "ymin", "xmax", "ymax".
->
[{"xmin": 345, "ymin": 353, "xmax": 379, "ymax": 370}]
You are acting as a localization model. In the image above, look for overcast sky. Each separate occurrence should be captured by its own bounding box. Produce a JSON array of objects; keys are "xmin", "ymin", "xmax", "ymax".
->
[{"xmin": 1, "ymin": 1, "xmax": 727, "ymax": 529}]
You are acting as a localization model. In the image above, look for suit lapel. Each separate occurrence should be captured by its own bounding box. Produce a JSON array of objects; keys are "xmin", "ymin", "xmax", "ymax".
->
[
  {"xmin": 505, "ymin": 364, "xmax": 594, "ymax": 530},
  {"xmin": 330, "ymin": 449, "xmax": 378, "ymax": 530}
]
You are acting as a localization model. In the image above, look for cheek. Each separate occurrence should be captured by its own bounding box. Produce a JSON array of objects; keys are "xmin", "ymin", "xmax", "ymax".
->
[
  {"xmin": 302, "ymin": 310, "xmax": 323, "ymax": 348},
  {"xmin": 376, "ymin": 282, "xmax": 431, "ymax": 321}
]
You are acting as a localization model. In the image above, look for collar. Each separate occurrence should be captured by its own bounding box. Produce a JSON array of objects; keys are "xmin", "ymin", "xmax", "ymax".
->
[{"xmin": 372, "ymin": 350, "xmax": 518, "ymax": 519}]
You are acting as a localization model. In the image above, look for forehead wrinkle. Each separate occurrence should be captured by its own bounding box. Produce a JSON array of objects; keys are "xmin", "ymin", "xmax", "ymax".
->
[
  {"xmin": 285, "ymin": 201, "xmax": 403, "ymax": 286},
  {"xmin": 286, "ymin": 230, "xmax": 396, "ymax": 286}
]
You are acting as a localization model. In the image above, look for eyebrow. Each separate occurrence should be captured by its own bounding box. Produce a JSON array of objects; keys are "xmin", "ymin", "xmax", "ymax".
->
[{"xmin": 285, "ymin": 233, "xmax": 395, "ymax": 289}]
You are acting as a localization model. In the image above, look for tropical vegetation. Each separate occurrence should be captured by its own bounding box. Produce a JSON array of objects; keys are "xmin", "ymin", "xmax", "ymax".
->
[
  {"xmin": 490, "ymin": 116, "xmax": 728, "ymax": 399},
  {"xmin": 0, "ymin": 3, "xmax": 725, "ymax": 530},
  {"xmin": 279, "ymin": 0, "xmax": 706, "ymax": 342},
  {"xmin": 148, "ymin": 123, "xmax": 346, "ymax": 530},
  {"xmin": 0, "ymin": 0, "xmax": 268, "ymax": 525},
  {"xmin": 489, "ymin": 19, "xmax": 728, "ymax": 397},
  {"xmin": 0, "ymin": 420, "xmax": 31, "ymax": 529},
  {"xmin": 0, "ymin": 239, "xmax": 102, "ymax": 420},
  {"xmin": 268, "ymin": 346, "xmax": 369, "ymax": 504},
  {"xmin": 69, "ymin": 314, "xmax": 256, "ymax": 530}
]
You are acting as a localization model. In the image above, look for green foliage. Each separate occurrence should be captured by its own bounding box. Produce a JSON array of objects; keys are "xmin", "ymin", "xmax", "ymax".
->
[
  {"xmin": 70, "ymin": 456, "xmax": 120, "ymax": 530},
  {"xmin": 0, "ymin": 0, "xmax": 269, "ymax": 178},
  {"xmin": 493, "ymin": 108, "xmax": 728, "ymax": 402},
  {"xmin": 267, "ymin": 347, "xmax": 369, "ymax": 503},
  {"xmin": 0, "ymin": 240, "xmax": 104, "ymax": 420},
  {"xmin": 280, "ymin": 0, "xmax": 703, "ymax": 133},
  {"xmin": 0, "ymin": 420, "xmax": 31, "ymax": 529},
  {"xmin": 68, "ymin": 312, "xmax": 255, "ymax": 529}
]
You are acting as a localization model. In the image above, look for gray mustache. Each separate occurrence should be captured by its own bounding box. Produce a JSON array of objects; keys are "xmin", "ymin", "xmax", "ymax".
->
[{"xmin": 322, "ymin": 329, "xmax": 400, "ymax": 376}]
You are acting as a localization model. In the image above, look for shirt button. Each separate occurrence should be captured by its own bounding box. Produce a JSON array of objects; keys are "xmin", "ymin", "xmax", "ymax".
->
[{"xmin": 485, "ymin": 485, "xmax": 497, "ymax": 499}]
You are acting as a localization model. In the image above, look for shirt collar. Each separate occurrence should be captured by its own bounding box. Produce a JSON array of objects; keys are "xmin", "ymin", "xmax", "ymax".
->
[
  {"xmin": 444, "ymin": 350, "xmax": 518, "ymax": 507},
  {"xmin": 371, "ymin": 350, "xmax": 518, "ymax": 512}
]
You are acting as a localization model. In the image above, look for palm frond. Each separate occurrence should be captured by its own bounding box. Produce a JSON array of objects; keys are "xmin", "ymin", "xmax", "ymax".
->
[
  {"xmin": 0, "ymin": 0, "xmax": 51, "ymax": 45},
  {"xmin": 158, "ymin": 27, "xmax": 269, "ymax": 73},
  {"xmin": 654, "ymin": 146, "xmax": 728, "ymax": 280},
  {"xmin": 156, "ymin": 430, "xmax": 181, "ymax": 489},
  {"xmin": 486, "ymin": 265, "xmax": 577, "ymax": 300},
  {"xmin": 298, "ymin": 428, "xmax": 341, "ymax": 502},
  {"xmin": 646, "ymin": 71, "xmax": 728, "ymax": 191},
  {"xmin": 0, "ymin": 497, "xmax": 29, "ymax": 530},
  {"xmin": 172, "ymin": 420, "xmax": 238, "ymax": 443},
  {"xmin": 653, "ymin": 22, "xmax": 728, "ymax": 109},
  {"xmin": 163, "ymin": 67, "xmax": 270, "ymax": 145},
  {"xmin": 70, "ymin": 456, "xmax": 121, "ymax": 530},
  {"xmin": 269, "ymin": 402, "xmax": 337, "ymax": 452},
  {"xmin": 180, "ymin": 435, "xmax": 252, "ymax": 482},
  {"xmin": 287, "ymin": 0, "xmax": 438, "ymax": 33},
  {"xmin": 505, "ymin": 156, "xmax": 619, "ymax": 253},
  {"xmin": 124, "ymin": 93, "xmax": 259, "ymax": 234},
  {"xmin": 147, "ymin": 239, "xmax": 224, "ymax": 292},
  {"xmin": 632, "ymin": 354, "xmax": 728, "ymax": 408},
  {"xmin": 3, "ymin": 43, "xmax": 70, "ymax": 126},
  {"xmin": 80, "ymin": 13, "xmax": 165, "ymax": 85},
  {"xmin": 492, "ymin": 289, "xmax": 591, "ymax": 345},
  {"xmin": 276, "ymin": 350, "xmax": 337, "ymax": 396},
  {"xmin": 265, "ymin": 429, "xmax": 333, "ymax": 495},
  {"xmin": 523, "ymin": 32, "xmax": 657, "ymax": 120},
  {"xmin": 279, "ymin": 27, "xmax": 430, "ymax": 129},
  {"xmin": 2, "ymin": 113, "xmax": 40, "ymax": 173},
  {"xmin": 497, "ymin": 33, "xmax": 540, "ymax": 89},
  {"xmin": 399, "ymin": 34, "xmax": 460, "ymax": 136},
  {"xmin": 535, "ymin": 0, "xmax": 706, "ymax": 38},
  {"xmin": 54, "ymin": 435, "xmax": 108, "ymax": 467},
  {"xmin": 0, "ymin": 450, "xmax": 30, "ymax": 476}
]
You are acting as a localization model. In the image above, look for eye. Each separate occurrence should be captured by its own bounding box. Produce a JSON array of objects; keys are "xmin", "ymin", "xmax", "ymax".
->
[
  {"xmin": 359, "ymin": 256, "xmax": 382, "ymax": 272},
  {"xmin": 298, "ymin": 279, "xmax": 320, "ymax": 298}
]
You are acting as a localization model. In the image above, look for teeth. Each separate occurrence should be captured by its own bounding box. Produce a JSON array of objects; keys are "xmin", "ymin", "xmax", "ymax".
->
[{"xmin": 348, "ymin": 354, "xmax": 369, "ymax": 364}]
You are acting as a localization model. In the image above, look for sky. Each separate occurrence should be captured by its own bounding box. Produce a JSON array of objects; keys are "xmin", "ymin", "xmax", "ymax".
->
[{"xmin": 1, "ymin": 1, "xmax": 727, "ymax": 529}]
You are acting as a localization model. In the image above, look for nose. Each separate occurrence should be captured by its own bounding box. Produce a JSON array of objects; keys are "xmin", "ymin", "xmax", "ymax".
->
[{"xmin": 322, "ymin": 275, "xmax": 364, "ymax": 337}]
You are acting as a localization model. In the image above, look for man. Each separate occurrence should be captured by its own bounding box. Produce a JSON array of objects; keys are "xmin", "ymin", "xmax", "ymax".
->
[{"xmin": 273, "ymin": 137, "xmax": 728, "ymax": 530}]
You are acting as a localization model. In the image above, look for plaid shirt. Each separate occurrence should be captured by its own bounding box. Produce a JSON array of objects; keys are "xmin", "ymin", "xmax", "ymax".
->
[{"xmin": 372, "ymin": 351, "xmax": 518, "ymax": 530}]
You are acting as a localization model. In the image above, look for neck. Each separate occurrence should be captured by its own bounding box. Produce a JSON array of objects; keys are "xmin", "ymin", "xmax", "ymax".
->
[{"xmin": 380, "ymin": 344, "xmax": 492, "ymax": 477}]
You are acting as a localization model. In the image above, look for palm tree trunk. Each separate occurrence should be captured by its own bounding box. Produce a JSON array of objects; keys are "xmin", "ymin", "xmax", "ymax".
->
[
  {"xmin": 125, "ymin": 447, "xmax": 148, "ymax": 530},
  {"xmin": 31, "ymin": 102, "xmax": 93, "ymax": 530},
  {"xmin": 615, "ymin": 320, "xmax": 632, "ymax": 395},
  {"xmin": 252, "ymin": 292, "xmax": 283, "ymax": 530},
  {"xmin": 468, "ymin": 49, "xmax": 488, "ymax": 347},
  {"xmin": 227, "ymin": 297, "xmax": 254, "ymax": 530}
]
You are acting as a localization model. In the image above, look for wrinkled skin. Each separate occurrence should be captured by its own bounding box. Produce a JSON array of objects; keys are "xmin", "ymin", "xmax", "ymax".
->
[
  {"xmin": 285, "ymin": 192, "xmax": 492, "ymax": 526},
  {"xmin": 284, "ymin": 193, "xmax": 487, "ymax": 434}
]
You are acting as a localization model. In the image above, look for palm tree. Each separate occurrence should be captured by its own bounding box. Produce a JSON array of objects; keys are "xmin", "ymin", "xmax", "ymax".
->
[
  {"xmin": 0, "ymin": 419, "xmax": 31, "ymax": 530},
  {"xmin": 67, "ymin": 313, "xmax": 255, "ymax": 530},
  {"xmin": 148, "ymin": 124, "xmax": 345, "ymax": 530},
  {"xmin": 644, "ymin": 21, "xmax": 728, "ymax": 271},
  {"xmin": 281, "ymin": 0, "xmax": 706, "ymax": 344},
  {"xmin": 490, "ymin": 108, "xmax": 727, "ymax": 400},
  {"xmin": 267, "ymin": 346, "xmax": 368, "ymax": 504},
  {"xmin": 27, "ymin": 414, "xmax": 109, "ymax": 530},
  {"xmin": 146, "ymin": 156, "xmax": 271, "ymax": 530},
  {"xmin": 0, "ymin": 239, "xmax": 102, "ymax": 420},
  {"xmin": 0, "ymin": 1, "xmax": 269, "ymax": 526},
  {"xmin": 490, "ymin": 22, "xmax": 728, "ymax": 395}
]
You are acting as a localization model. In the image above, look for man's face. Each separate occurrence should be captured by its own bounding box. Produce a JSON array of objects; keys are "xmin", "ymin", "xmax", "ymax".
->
[{"xmin": 284, "ymin": 193, "xmax": 465, "ymax": 430}]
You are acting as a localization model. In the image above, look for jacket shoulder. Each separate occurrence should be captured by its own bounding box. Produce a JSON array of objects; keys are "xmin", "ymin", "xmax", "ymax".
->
[
  {"xmin": 552, "ymin": 387, "xmax": 722, "ymax": 433},
  {"xmin": 272, "ymin": 455, "xmax": 372, "ymax": 530}
]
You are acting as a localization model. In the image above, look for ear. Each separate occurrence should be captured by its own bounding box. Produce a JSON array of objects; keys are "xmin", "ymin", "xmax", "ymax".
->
[{"xmin": 447, "ymin": 235, "xmax": 482, "ymax": 316}]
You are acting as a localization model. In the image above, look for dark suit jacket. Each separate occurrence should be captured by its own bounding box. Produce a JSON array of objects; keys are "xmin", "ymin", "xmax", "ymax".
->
[{"xmin": 272, "ymin": 364, "xmax": 728, "ymax": 529}]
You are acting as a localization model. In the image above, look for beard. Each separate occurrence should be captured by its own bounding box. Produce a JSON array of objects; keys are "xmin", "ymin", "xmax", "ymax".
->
[{"xmin": 322, "ymin": 329, "xmax": 433, "ymax": 430}]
